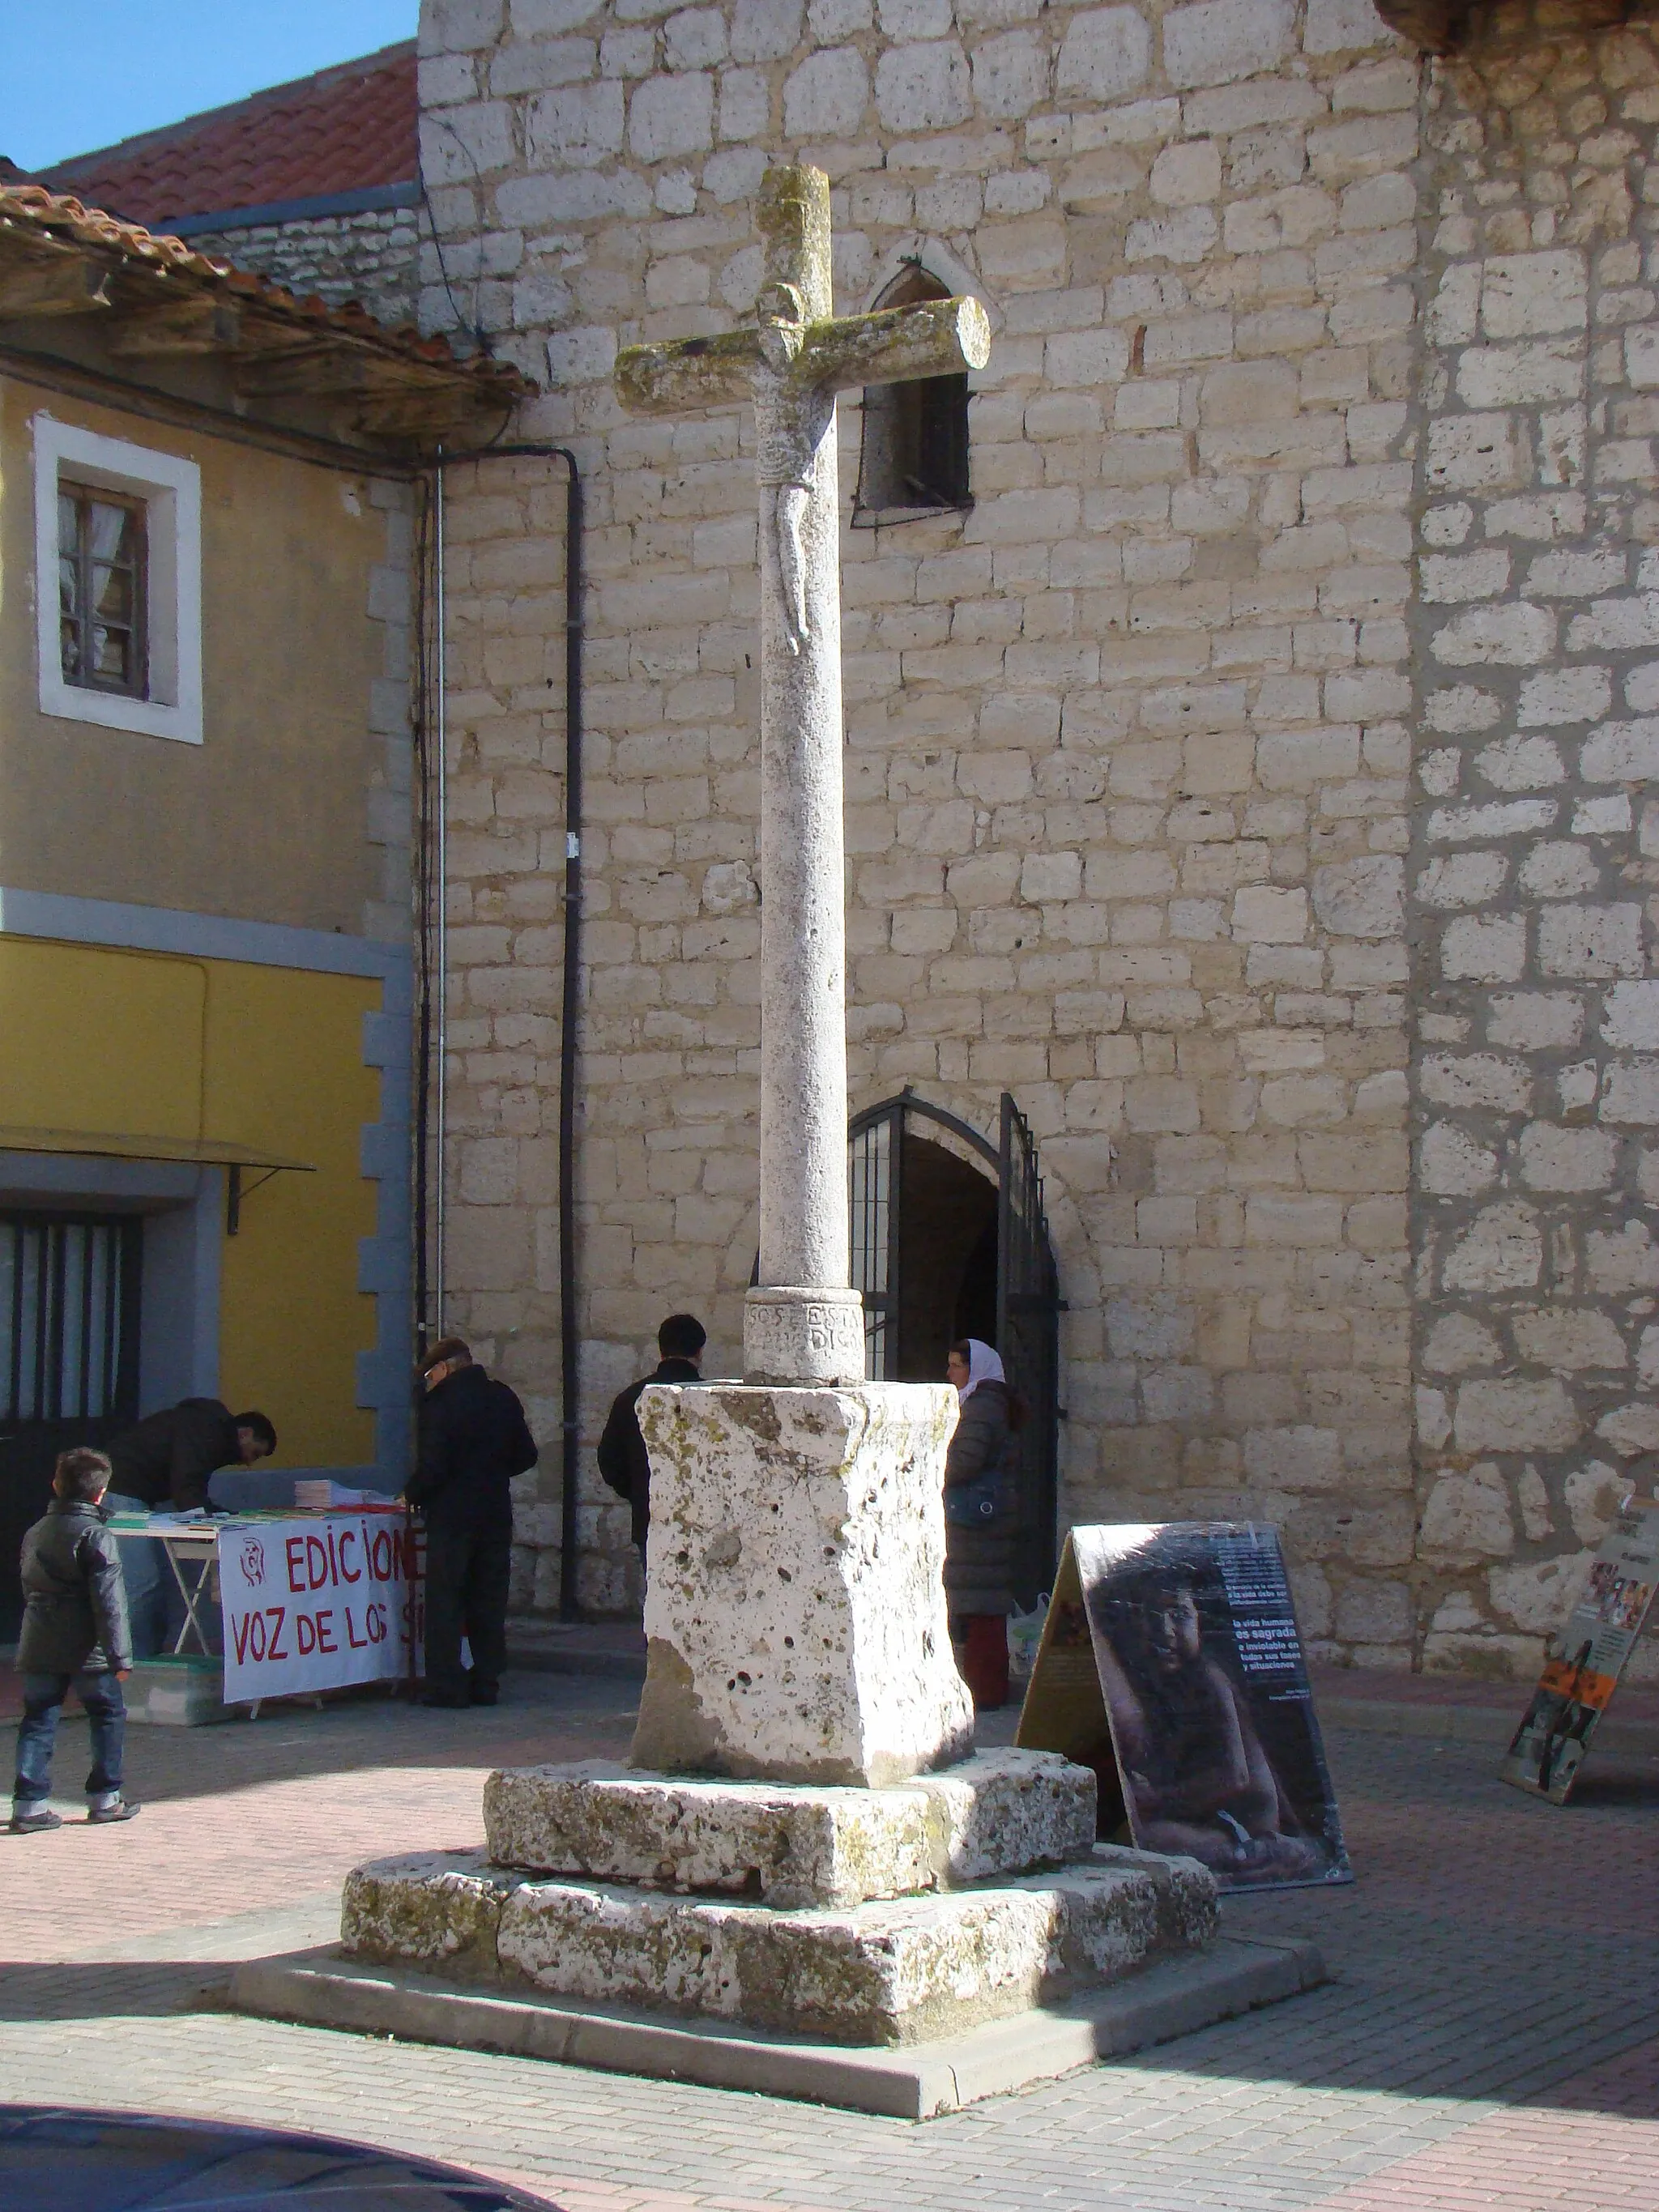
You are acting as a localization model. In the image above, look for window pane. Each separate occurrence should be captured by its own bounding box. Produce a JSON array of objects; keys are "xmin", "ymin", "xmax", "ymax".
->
[
  {"xmin": 59, "ymin": 484, "xmax": 145, "ymax": 699},
  {"xmin": 92, "ymin": 561, "xmax": 134, "ymax": 624},
  {"xmin": 91, "ymin": 624, "xmax": 134, "ymax": 684},
  {"xmin": 87, "ymin": 498, "xmax": 135, "ymax": 565}
]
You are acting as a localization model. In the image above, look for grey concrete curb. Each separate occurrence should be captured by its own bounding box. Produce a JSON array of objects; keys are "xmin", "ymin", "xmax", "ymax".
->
[
  {"xmin": 228, "ymin": 1933, "xmax": 1324, "ymax": 2120},
  {"xmin": 507, "ymin": 1643, "xmax": 648, "ymax": 1682},
  {"xmin": 1320, "ymin": 1694, "xmax": 1659, "ymax": 1758}
]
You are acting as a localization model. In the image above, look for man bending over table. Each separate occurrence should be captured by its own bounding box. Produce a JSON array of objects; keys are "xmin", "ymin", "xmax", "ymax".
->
[{"xmin": 104, "ymin": 1400, "xmax": 277, "ymax": 1656}]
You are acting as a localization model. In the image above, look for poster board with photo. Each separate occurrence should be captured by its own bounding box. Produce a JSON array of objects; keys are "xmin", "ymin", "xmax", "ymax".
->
[
  {"xmin": 1018, "ymin": 1521, "xmax": 1351, "ymax": 1893},
  {"xmin": 1499, "ymin": 1499, "xmax": 1659, "ymax": 1805}
]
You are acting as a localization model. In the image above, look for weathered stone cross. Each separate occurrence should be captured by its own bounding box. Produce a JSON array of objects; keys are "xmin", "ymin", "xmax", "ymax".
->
[{"xmin": 616, "ymin": 164, "xmax": 990, "ymax": 1387}]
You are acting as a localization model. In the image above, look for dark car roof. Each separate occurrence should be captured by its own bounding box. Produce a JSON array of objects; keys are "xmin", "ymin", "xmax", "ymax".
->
[{"xmin": 0, "ymin": 2108, "xmax": 563, "ymax": 2211}]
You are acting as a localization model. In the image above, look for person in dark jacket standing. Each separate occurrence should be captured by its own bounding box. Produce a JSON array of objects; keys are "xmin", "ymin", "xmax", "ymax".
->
[
  {"xmin": 943, "ymin": 1338, "xmax": 1024, "ymax": 1712},
  {"xmin": 104, "ymin": 1399, "xmax": 278, "ymax": 1659},
  {"xmin": 597, "ymin": 1314, "xmax": 706, "ymax": 1575},
  {"xmin": 408, "ymin": 1338, "xmax": 538, "ymax": 1709},
  {"xmin": 11, "ymin": 1447, "xmax": 139, "ymax": 1834}
]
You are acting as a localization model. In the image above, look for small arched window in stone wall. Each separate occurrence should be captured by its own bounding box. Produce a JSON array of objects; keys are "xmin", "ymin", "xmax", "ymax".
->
[{"xmin": 852, "ymin": 262, "xmax": 973, "ymax": 526}]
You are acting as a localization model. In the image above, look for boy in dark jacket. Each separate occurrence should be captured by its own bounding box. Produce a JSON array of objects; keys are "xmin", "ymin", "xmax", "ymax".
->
[{"xmin": 11, "ymin": 1447, "xmax": 139, "ymax": 1835}]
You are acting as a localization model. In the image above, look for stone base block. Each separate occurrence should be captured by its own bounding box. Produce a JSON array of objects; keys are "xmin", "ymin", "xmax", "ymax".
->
[
  {"xmin": 484, "ymin": 1749, "xmax": 1096, "ymax": 1909},
  {"xmin": 633, "ymin": 1381, "xmax": 973, "ymax": 1786},
  {"xmin": 235, "ymin": 1935, "xmax": 1327, "ymax": 2119},
  {"xmin": 342, "ymin": 1845, "xmax": 1218, "ymax": 2048}
]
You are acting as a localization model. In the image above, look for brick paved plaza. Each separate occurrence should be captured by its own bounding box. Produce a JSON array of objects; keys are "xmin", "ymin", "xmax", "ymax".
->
[{"xmin": 2, "ymin": 1669, "xmax": 1657, "ymax": 2212}]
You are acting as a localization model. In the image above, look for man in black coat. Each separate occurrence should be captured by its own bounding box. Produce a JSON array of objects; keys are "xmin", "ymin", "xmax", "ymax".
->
[
  {"xmin": 408, "ymin": 1337, "xmax": 538, "ymax": 1708},
  {"xmin": 597, "ymin": 1313, "xmax": 706, "ymax": 1575}
]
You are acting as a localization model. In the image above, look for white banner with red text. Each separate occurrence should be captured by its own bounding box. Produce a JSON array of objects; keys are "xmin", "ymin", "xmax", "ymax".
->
[{"xmin": 217, "ymin": 1512, "xmax": 424, "ymax": 1703}]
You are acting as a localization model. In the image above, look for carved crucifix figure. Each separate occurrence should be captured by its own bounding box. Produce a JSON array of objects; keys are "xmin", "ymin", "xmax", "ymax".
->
[{"xmin": 616, "ymin": 165, "xmax": 991, "ymax": 1387}]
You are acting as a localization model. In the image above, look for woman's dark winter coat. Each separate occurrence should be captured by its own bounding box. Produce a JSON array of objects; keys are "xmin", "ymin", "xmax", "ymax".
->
[
  {"xmin": 943, "ymin": 1379, "xmax": 1018, "ymax": 1617},
  {"xmin": 17, "ymin": 1499, "xmax": 133, "ymax": 1675}
]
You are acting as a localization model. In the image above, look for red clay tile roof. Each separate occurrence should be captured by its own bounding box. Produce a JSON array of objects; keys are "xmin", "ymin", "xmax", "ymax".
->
[
  {"xmin": 39, "ymin": 42, "xmax": 416, "ymax": 229},
  {"xmin": 0, "ymin": 183, "xmax": 535, "ymax": 430}
]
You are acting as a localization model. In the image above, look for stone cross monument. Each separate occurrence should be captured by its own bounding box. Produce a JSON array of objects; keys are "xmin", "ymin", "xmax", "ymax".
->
[
  {"xmin": 298, "ymin": 173, "xmax": 1242, "ymax": 2078},
  {"xmin": 612, "ymin": 167, "xmax": 992, "ymax": 1785},
  {"xmin": 617, "ymin": 164, "xmax": 991, "ymax": 1391}
]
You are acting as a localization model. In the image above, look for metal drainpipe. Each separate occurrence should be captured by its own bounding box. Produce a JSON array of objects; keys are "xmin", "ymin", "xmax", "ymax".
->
[
  {"xmin": 433, "ymin": 450, "xmax": 449, "ymax": 1339},
  {"xmin": 431, "ymin": 443, "xmax": 585, "ymax": 1619}
]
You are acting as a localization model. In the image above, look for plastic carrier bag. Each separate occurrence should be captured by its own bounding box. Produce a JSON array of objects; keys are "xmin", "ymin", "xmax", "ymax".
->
[{"xmin": 1006, "ymin": 1592, "xmax": 1049, "ymax": 1683}]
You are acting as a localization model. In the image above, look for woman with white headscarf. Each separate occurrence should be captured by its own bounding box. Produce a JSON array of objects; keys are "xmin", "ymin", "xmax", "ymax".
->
[{"xmin": 942, "ymin": 1337, "xmax": 1025, "ymax": 1710}]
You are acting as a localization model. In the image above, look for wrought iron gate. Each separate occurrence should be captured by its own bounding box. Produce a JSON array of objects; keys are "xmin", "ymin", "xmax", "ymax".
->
[
  {"xmin": 0, "ymin": 1213, "xmax": 143, "ymax": 1641},
  {"xmin": 847, "ymin": 1091, "xmax": 1060, "ymax": 1599},
  {"xmin": 848, "ymin": 1101, "xmax": 901, "ymax": 1379},
  {"xmin": 996, "ymin": 1095, "xmax": 1060, "ymax": 1606}
]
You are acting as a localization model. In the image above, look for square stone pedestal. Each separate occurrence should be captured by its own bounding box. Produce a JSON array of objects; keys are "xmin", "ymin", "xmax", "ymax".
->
[
  {"xmin": 233, "ymin": 1373, "xmax": 1324, "ymax": 2106},
  {"xmin": 340, "ymin": 1839, "xmax": 1219, "ymax": 2047},
  {"xmin": 483, "ymin": 1748, "xmax": 1096, "ymax": 1908},
  {"xmin": 335, "ymin": 1749, "xmax": 1222, "ymax": 2049},
  {"xmin": 630, "ymin": 1381, "xmax": 973, "ymax": 1786}
]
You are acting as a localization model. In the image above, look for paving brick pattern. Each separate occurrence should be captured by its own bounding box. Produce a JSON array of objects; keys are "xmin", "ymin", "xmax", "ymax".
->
[{"xmin": 2, "ymin": 1673, "xmax": 1657, "ymax": 2212}]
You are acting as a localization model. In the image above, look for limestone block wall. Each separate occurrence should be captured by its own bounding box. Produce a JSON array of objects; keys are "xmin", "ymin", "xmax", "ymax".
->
[
  {"xmin": 1410, "ymin": 12, "xmax": 1659, "ymax": 1680},
  {"xmin": 186, "ymin": 208, "xmax": 422, "ymax": 327},
  {"xmin": 419, "ymin": 0, "xmax": 1431, "ymax": 1646}
]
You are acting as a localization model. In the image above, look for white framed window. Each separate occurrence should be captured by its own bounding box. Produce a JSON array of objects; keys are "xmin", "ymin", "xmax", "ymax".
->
[{"xmin": 33, "ymin": 414, "xmax": 203, "ymax": 745}]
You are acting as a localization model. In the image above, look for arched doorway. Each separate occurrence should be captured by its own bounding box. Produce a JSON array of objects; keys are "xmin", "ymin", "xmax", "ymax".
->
[{"xmin": 848, "ymin": 1090, "xmax": 1060, "ymax": 1603}]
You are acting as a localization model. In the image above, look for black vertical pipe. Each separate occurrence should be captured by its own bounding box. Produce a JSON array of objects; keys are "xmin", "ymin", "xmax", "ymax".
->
[
  {"xmin": 556, "ymin": 458, "xmax": 585, "ymax": 1620},
  {"xmin": 429, "ymin": 441, "xmax": 585, "ymax": 1618}
]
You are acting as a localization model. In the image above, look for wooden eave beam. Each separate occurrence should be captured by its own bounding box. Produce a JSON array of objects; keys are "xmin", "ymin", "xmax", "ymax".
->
[
  {"xmin": 348, "ymin": 389, "xmax": 506, "ymax": 439},
  {"xmin": 104, "ymin": 293, "xmax": 242, "ymax": 356},
  {"xmin": 0, "ymin": 250, "xmax": 113, "ymax": 319},
  {"xmin": 232, "ymin": 344, "xmax": 446, "ymax": 399}
]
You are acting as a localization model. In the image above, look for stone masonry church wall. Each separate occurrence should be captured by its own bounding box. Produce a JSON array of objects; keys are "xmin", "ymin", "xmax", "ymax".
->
[
  {"xmin": 416, "ymin": 0, "xmax": 1659, "ymax": 1679},
  {"xmin": 1411, "ymin": 11, "xmax": 1659, "ymax": 1678}
]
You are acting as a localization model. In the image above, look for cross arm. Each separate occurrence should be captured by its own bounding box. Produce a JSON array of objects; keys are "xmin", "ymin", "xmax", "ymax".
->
[
  {"xmin": 614, "ymin": 326, "xmax": 764, "ymax": 415},
  {"xmin": 795, "ymin": 294, "xmax": 991, "ymax": 395}
]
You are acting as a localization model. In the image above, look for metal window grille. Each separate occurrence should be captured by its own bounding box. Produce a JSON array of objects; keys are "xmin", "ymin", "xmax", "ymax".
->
[
  {"xmin": 58, "ymin": 480, "xmax": 148, "ymax": 698},
  {"xmin": 0, "ymin": 1214, "xmax": 143, "ymax": 1427}
]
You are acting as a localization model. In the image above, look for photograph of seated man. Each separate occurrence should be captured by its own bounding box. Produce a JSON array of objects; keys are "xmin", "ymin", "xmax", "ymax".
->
[{"xmin": 1085, "ymin": 1555, "xmax": 1338, "ymax": 1887}]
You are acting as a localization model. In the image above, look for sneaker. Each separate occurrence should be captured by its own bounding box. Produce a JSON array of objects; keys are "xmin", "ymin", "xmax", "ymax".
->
[
  {"xmin": 9, "ymin": 1807, "xmax": 62, "ymax": 1835},
  {"xmin": 87, "ymin": 1798, "xmax": 140, "ymax": 1825}
]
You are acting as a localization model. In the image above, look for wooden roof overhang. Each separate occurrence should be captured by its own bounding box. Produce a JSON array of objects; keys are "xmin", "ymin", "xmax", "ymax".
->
[{"xmin": 0, "ymin": 184, "xmax": 534, "ymax": 451}]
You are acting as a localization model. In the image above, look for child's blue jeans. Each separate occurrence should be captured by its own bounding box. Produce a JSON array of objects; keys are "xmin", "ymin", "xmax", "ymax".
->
[{"xmin": 13, "ymin": 1671, "xmax": 126, "ymax": 1808}]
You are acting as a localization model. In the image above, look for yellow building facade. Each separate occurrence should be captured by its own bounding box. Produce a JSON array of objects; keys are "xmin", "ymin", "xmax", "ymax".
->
[
  {"xmin": 0, "ymin": 184, "xmax": 525, "ymax": 1606},
  {"xmin": 0, "ymin": 934, "xmax": 386, "ymax": 1471}
]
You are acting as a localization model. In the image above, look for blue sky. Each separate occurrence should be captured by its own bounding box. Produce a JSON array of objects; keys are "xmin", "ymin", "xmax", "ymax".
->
[{"xmin": 2, "ymin": 2, "xmax": 420, "ymax": 172}]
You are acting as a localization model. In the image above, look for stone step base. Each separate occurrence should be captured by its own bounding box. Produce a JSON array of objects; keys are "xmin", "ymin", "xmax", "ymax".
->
[
  {"xmin": 342, "ymin": 1843, "xmax": 1218, "ymax": 2048},
  {"xmin": 484, "ymin": 1747, "xmax": 1097, "ymax": 1908},
  {"xmin": 230, "ymin": 1933, "xmax": 1325, "ymax": 2120}
]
